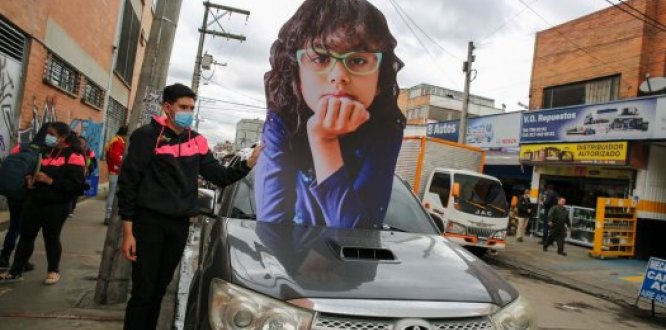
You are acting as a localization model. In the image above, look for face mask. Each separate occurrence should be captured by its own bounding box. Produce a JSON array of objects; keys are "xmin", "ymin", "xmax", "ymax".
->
[
  {"xmin": 45, "ymin": 134, "xmax": 58, "ymax": 147},
  {"xmin": 174, "ymin": 111, "xmax": 194, "ymax": 128}
]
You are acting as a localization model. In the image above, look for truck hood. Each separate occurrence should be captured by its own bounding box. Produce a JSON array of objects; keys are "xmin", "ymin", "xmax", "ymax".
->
[{"xmin": 226, "ymin": 220, "xmax": 517, "ymax": 307}]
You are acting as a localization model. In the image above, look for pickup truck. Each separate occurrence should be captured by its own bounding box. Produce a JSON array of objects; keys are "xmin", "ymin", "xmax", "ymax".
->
[{"xmin": 184, "ymin": 171, "xmax": 535, "ymax": 329}]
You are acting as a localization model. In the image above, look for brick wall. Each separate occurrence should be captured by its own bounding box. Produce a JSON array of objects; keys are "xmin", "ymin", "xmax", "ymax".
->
[{"xmin": 529, "ymin": 0, "xmax": 666, "ymax": 109}]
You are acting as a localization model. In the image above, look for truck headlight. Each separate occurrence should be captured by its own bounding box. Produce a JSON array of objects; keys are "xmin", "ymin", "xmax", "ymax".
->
[
  {"xmin": 446, "ymin": 221, "xmax": 466, "ymax": 235},
  {"xmin": 492, "ymin": 230, "xmax": 507, "ymax": 240},
  {"xmin": 209, "ymin": 278, "xmax": 314, "ymax": 330},
  {"xmin": 490, "ymin": 296, "xmax": 536, "ymax": 330}
]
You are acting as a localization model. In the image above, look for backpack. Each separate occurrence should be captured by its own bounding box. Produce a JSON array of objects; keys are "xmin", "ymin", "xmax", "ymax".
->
[{"xmin": 0, "ymin": 143, "xmax": 41, "ymax": 200}]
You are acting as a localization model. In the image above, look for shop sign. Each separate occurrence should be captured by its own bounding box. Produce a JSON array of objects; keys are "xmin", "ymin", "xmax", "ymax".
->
[
  {"xmin": 536, "ymin": 166, "xmax": 633, "ymax": 179},
  {"xmin": 427, "ymin": 112, "xmax": 522, "ymax": 149},
  {"xmin": 521, "ymin": 96, "xmax": 666, "ymax": 143},
  {"xmin": 639, "ymin": 257, "xmax": 666, "ymax": 305},
  {"xmin": 519, "ymin": 141, "xmax": 628, "ymax": 165}
]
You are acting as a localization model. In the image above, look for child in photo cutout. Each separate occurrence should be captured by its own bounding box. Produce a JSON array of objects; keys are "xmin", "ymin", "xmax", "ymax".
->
[{"xmin": 255, "ymin": 0, "xmax": 405, "ymax": 229}]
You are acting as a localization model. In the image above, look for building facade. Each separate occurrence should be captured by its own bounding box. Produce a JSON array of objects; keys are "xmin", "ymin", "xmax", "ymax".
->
[
  {"xmin": 0, "ymin": 0, "xmax": 156, "ymax": 184},
  {"xmin": 234, "ymin": 118, "xmax": 264, "ymax": 151},
  {"xmin": 526, "ymin": 0, "xmax": 666, "ymax": 259},
  {"xmin": 398, "ymin": 83, "xmax": 504, "ymax": 136}
]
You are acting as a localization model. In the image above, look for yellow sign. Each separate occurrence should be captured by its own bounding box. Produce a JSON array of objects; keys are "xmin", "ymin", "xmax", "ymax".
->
[{"xmin": 519, "ymin": 141, "xmax": 628, "ymax": 165}]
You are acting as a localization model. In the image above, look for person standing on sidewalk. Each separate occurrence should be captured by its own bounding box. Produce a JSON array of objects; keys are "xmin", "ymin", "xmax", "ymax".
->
[
  {"xmin": 118, "ymin": 83, "xmax": 261, "ymax": 330},
  {"xmin": 0, "ymin": 122, "xmax": 86, "ymax": 284},
  {"xmin": 516, "ymin": 189, "xmax": 533, "ymax": 242},
  {"xmin": 103, "ymin": 126, "xmax": 127, "ymax": 225},
  {"xmin": 70, "ymin": 135, "xmax": 97, "ymax": 216},
  {"xmin": 541, "ymin": 185, "xmax": 558, "ymax": 247},
  {"xmin": 0, "ymin": 125, "xmax": 49, "ymax": 271},
  {"xmin": 544, "ymin": 197, "xmax": 571, "ymax": 256}
]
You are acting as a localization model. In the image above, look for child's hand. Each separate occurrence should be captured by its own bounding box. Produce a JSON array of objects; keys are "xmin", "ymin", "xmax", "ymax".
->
[{"xmin": 307, "ymin": 96, "xmax": 370, "ymax": 141}]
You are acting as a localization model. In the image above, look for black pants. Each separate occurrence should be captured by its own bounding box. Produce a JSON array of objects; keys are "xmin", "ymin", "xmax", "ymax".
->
[
  {"xmin": 545, "ymin": 227, "xmax": 566, "ymax": 253},
  {"xmin": 9, "ymin": 198, "xmax": 70, "ymax": 276},
  {"xmin": 541, "ymin": 211, "xmax": 550, "ymax": 246},
  {"xmin": 1, "ymin": 198, "xmax": 24, "ymax": 258},
  {"xmin": 124, "ymin": 209, "xmax": 189, "ymax": 330}
]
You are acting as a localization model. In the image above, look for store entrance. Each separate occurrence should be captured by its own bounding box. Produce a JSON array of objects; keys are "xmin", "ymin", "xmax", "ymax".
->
[{"xmin": 540, "ymin": 175, "xmax": 631, "ymax": 209}]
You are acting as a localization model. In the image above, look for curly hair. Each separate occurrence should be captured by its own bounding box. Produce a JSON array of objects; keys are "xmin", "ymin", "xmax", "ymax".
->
[{"xmin": 265, "ymin": 0, "xmax": 404, "ymax": 133}]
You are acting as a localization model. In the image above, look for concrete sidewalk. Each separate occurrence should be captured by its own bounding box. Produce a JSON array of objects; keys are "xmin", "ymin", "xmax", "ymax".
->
[
  {"xmin": 0, "ymin": 197, "xmax": 125, "ymax": 329},
  {"xmin": 486, "ymin": 235, "xmax": 666, "ymax": 318}
]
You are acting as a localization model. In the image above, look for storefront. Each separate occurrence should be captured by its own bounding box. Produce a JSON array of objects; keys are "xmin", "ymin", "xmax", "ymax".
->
[{"xmin": 520, "ymin": 141, "xmax": 635, "ymax": 246}]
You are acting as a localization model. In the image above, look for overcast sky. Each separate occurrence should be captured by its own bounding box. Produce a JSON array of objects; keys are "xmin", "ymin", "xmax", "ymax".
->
[{"xmin": 165, "ymin": 0, "xmax": 612, "ymax": 145}]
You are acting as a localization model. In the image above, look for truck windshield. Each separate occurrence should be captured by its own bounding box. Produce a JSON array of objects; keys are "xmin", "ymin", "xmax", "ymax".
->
[{"xmin": 454, "ymin": 174, "xmax": 508, "ymax": 218}]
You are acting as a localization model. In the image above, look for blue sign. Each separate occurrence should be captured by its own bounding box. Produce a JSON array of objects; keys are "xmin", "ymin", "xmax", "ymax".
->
[
  {"xmin": 521, "ymin": 97, "xmax": 665, "ymax": 143},
  {"xmin": 639, "ymin": 257, "xmax": 666, "ymax": 305},
  {"xmin": 427, "ymin": 121, "xmax": 459, "ymax": 142}
]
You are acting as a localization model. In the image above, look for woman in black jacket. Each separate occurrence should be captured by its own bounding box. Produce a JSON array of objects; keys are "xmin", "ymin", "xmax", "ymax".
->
[{"xmin": 0, "ymin": 122, "xmax": 86, "ymax": 284}]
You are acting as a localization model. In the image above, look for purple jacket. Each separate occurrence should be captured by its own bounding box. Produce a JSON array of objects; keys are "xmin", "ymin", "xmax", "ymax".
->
[{"xmin": 254, "ymin": 110, "xmax": 404, "ymax": 229}]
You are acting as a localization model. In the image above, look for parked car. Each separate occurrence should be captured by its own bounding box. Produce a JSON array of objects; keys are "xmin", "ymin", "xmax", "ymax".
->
[{"xmin": 185, "ymin": 171, "xmax": 535, "ymax": 330}]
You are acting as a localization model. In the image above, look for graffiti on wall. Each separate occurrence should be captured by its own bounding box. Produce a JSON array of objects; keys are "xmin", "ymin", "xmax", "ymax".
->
[
  {"xmin": 17, "ymin": 96, "xmax": 58, "ymax": 144},
  {"xmin": 70, "ymin": 117, "xmax": 103, "ymax": 176},
  {"xmin": 0, "ymin": 54, "xmax": 22, "ymax": 159},
  {"xmin": 141, "ymin": 87, "xmax": 162, "ymax": 127}
]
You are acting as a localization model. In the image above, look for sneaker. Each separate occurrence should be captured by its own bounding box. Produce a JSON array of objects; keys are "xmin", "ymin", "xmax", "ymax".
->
[
  {"xmin": 0, "ymin": 272, "xmax": 23, "ymax": 283},
  {"xmin": 516, "ymin": 237, "xmax": 523, "ymax": 242},
  {"xmin": 23, "ymin": 261, "xmax": 35, "ymax": 272},
  {"xmin": 68, "ymin": 213, "xmax": 74, "ymax": 218},
  {"xmin": 43, "ymin": 272, "xmax": 60, "ymax": 285},
  {"xmin": 558, "ymin": 252, "xmax": 568, "ymax": 256},
  {"xmin": 103, "ymin": 218, "xmax": 110, "ymax": 225}
]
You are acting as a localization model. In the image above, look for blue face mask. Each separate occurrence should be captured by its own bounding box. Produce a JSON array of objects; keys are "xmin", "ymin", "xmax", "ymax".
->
[
  {"xmin": 45, "ymin": 134, "xmax": 58, "ymax": 147},
  {"xmin": 174, "ymin": 111, "xmax": 193, "ymax": 128}
]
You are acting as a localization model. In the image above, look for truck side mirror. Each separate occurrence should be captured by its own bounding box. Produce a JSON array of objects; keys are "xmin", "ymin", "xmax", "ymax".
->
[
  {"xmin": 197, "ymin": 188, "xmax": 217, "ymax": 219},
  {"xmin": 452, "ymin": 182, "xmax": 460, "ymax": 199},
  {"xmin": 429, "ymin": 212, "xmax": 445, "ymax": 233}
]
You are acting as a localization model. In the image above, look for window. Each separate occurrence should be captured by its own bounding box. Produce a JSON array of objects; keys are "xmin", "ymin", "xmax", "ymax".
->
[
  {"xmin": 429, "ymin": 172, "xmax": 451, "ymax": 207},
  {"xmin": 104, "ymin": 98, "xmax": 128, "ymax": 153},
  {"xmin": 115, "ymin": 0, "xmax": 141, "ymax": 84},
  {"xmin": 44, "ymin": 53, "xmax": 80, "ymax": 95},
  {"xmin": 543, "ymin": 75, "xmax": 620, "ymax": 108},
  {"xmin": 83, "ymin": 78, "xmax": 105, "ymax": 109}
]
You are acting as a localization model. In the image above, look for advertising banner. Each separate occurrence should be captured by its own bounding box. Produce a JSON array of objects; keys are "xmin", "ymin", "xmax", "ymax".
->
[
  {"xmin": 639, "ymin": 257, "xmax": 666, "ymax": 305},
  {"xmin": 427, "ymin": 112, "xmax": 522, "ymax": 149},
  {"xmin": 519, "ymin": 141, "xmax": 628, "ymax": 165},
  {"xmin": 521, "ymin": 97, "xmax": 666, "ymax": 143}
]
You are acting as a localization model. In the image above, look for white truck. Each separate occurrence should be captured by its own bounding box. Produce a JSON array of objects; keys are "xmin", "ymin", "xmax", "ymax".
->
[{"xmin": 395, "ymin": 136, "xmax": 510, "ymax": 254}]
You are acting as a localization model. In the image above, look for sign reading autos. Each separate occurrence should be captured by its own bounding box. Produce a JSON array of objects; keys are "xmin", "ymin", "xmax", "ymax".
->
[
  {"xmin": 427, "ymin": 112, "xmax": 522, "ymax": 149},
  {"xmin": 521, "ymin": 96, "xmax": 666, "ymax": 143}
]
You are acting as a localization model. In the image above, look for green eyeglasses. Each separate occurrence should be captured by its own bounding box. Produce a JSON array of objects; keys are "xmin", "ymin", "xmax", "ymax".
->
[{"xmin": 296, "ymin": 48, "xmax": 383, "ymax": 76}]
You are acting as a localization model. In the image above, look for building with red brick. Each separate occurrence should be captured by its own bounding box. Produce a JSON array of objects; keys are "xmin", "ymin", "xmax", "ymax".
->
[
  {"xmin": 0, "ymin": 0, "xmax": 155, "ymax": 183},
  {"xmin": 526, "ymin": 0, "xmax": 666, "ymax": 259}
]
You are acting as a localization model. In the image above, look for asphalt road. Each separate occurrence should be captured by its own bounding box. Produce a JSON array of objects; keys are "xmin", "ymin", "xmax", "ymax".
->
[{"xmin": 494, "ymin": 267, "xmax": 665, "ymax": 329}]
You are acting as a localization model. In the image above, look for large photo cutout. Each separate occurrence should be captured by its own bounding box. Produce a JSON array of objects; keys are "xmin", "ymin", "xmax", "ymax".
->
[{"xmin": 254, "ymin": 0, "xmax": 405, "ymax": 229}]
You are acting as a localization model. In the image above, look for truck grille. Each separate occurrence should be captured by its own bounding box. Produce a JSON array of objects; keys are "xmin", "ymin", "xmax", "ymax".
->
[
  {"xmin": 312, "ymin": 315, "xmax": 493, "ymax": 330},
  {"xmin": 466, "ymin": 226, "xmax": 496, "ymax": 239}
]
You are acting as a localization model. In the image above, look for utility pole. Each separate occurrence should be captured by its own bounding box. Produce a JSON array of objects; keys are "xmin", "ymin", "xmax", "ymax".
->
[
  {"xmin": 191, "ymin": 1, "xmax": 249, "ymax": 94},
  {"xmin": 458, "ymin": 41, "xmax": 475, "ymax": 144},
  {"xmin": 95, "ymin": 0, "xmax": 183, "ymax": 305}
]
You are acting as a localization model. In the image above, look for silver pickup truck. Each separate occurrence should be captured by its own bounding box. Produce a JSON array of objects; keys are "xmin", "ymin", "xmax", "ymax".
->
[{"xmin": 185, "ymin": 172, "xmax": 535, "ymax": 330}]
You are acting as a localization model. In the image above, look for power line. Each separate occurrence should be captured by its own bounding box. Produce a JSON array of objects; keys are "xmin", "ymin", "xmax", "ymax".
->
[
  {"xmin": 516, "ymin": 0, "xmax": 634, "ymax": 88},
  {"xmin": 387, "ymin": 0, "xmax": 457, "ymax": 86},
  {"xmin": 609, "ymin": 0, "xmax": 666, "ymax": 31},
  {"xmin": 389, "ymin": 0, "xmax": 463, "ymax": 61},
  {"xmin": 478, "ymin": 0, "xmax": 541, "ymax": 45},
  {"xmin": 198, "ymin": 96, "xmax": 267, "ymax": 110}
]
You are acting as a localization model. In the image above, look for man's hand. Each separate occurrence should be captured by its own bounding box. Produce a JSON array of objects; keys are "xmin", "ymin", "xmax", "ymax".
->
[
  {"xmin": 306, "ymin": 96, "xmax": 370, "ymax": 141},
  {"xmin": 34, "ymin": 172, "xmax": 53, "ymax": 185},
  {"xmin": 246, "ymin": 144, "xmax": 264, "ymax": 168},
  {"xmin": 25, "ymin": 175, "xmax": 35, "ymax": 189},
  {"xmin": 121, "ymin": 221, "xmax": 137, "ymax": 261}
]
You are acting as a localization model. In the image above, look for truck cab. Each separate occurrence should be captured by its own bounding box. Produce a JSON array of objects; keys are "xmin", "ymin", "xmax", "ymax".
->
[{"xmin": 422, "ymin": 168, "xmax": 509, "ymax": 253}]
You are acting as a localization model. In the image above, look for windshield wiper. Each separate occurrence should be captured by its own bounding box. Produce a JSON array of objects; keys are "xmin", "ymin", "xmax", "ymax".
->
[
  {"xmin": 486, "ymin": 204, "xmax": 506, "ymax": 213},
  {"xmin": 462, "ymin": 199, "xmax": 487, "ymax": 210}
]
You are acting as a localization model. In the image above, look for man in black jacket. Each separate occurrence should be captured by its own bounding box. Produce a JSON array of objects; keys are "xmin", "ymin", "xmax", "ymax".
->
[
  {"xmin": 540, "ymin": 185, "xmax": 558, "ymax": 247},
  {"xmin": 544, "ymin": 197, "xmax": 571, "ymax": 256},
  {"xmin": 117, "ymin": 84, "xmax": 261, "ymax": 330},
  {"xmin": 516, "ymin": 189, "xmax": 533, "ymax": 242}
]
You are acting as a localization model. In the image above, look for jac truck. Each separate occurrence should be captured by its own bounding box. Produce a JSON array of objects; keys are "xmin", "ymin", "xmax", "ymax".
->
[{"xmin": 395, "ymin": 136, "xmax": 510, "ymax": 254}]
